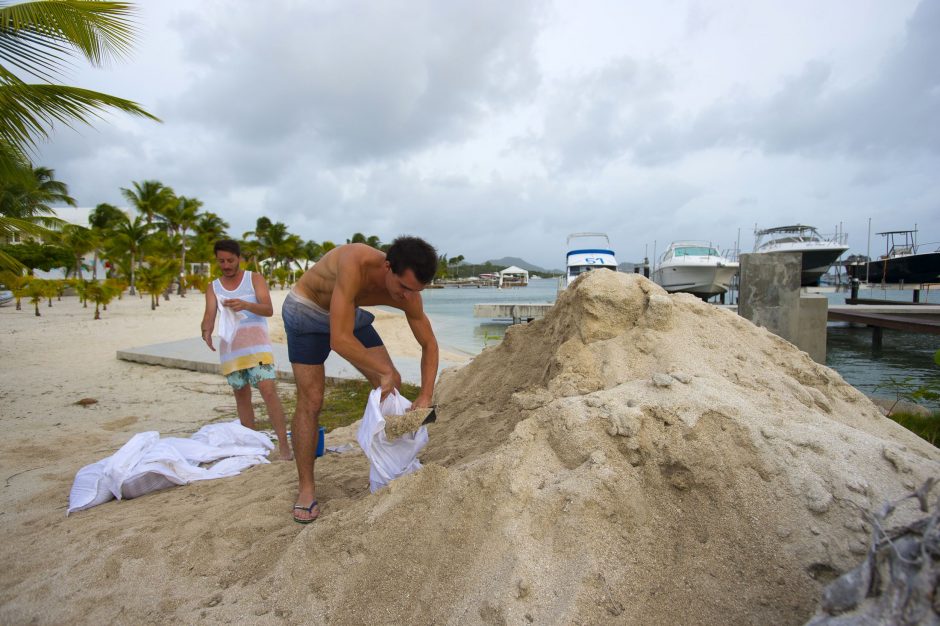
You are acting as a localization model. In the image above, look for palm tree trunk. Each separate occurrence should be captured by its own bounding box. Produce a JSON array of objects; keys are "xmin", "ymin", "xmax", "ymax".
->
[
  {"xmin": 128, "ymin": 252, "xmax": 137, "ymax": 296},
  {"xmin": 94, "ymin": 303, "xmax": 101, "ymax": 320},
  {"xmin": 178, "ymin": 237, "xmax": 187, "ymax": 297},
  {"xmin": 34, "ymin": 301, "xmax": 40, "ymax": 316}
]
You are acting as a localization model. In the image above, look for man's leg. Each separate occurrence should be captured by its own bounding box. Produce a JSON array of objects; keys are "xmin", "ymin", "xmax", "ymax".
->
[
  {"xmin": 233, "ymin": 382, "xmax": 255, "ymax": 429},
  {"xmin": 291, "ymin": 362, "xmax": 325, "ymax": 521},
  {"xmin": 256, "ymin": 379, "xmax": 292, "ymax": 461}
]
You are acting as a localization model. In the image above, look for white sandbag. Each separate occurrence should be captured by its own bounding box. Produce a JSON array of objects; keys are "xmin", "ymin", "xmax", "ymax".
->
[
  {"xmin": 356, "ymin": 388, "xmax": 429, "ymax": 493},
  {"xmin": 67, "ymin": 421, "xmax": 273, "ymax": 514}
]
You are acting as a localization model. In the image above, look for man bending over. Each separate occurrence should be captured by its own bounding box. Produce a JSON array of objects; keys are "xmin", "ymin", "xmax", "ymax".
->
[{"xmin": 282, "ymin": 236, "xmax": 439, "ymax": 523}]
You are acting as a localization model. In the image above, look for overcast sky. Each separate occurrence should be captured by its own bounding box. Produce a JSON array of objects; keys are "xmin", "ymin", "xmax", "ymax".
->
[{"xmin": 38, "ymin": 0, "xmax": 939, "ymax": 269}]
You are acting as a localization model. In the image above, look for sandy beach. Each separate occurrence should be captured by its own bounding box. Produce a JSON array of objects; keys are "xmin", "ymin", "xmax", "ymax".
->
[
  {"xmin": 0, "ymin": 287, "xmax": 466, "ymax": 623},
  {"xmin": 2, "ymin": 273, "xmax": 938, "ymax": 624}
]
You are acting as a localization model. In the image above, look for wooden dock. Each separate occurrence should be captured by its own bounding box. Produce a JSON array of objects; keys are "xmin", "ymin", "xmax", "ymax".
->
[{"xmin": 827, "ymin": 304, "xmax": 940, "ymax": 347}]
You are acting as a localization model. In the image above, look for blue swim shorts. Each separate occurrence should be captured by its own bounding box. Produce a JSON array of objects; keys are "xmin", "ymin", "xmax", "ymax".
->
[
  {"xmin": 226, "ymin": 363, "xmax": 276, "ymax": 390},
  {"xmin": 281, "ymin": 291, "xmax": 383, "ymax": 365}
]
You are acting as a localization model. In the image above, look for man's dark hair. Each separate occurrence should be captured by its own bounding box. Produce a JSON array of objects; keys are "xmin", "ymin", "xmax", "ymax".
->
[
  {"xmin": 214, "ymin": 239, "xmax": 241, "ymax": 257},
  {"xmin": 386, "ymin": 236, "xmax": 438, "ymax": 284}
]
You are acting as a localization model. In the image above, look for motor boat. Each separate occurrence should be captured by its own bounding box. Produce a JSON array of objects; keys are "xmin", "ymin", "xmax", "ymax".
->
[
  {"xmin": 844, "ymin": 230, "xmax": 940, "ymax": 285},
  {"xmin": 563, "ymin": 233, "xmax": 618, "ymax": 288},
  {"xmin": 753, "ymin": 225, "xmax": 848, "ymax": 286},
  {"xmin": 652, "ymin": 241, "xmax": 738, "ymax": 300}
]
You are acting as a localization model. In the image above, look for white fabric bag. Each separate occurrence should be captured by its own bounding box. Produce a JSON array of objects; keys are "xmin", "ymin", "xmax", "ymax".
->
[
  {"xmin": 217, "ymin": 298, "xmax": 247, "ymax": 343},
  {"xmin": 356, "ymin": 388, "xmax": 429, "ymax": 493},
  {"xmin": 67, "ymin": 421, "xmax": 272, "ymax": 514}
]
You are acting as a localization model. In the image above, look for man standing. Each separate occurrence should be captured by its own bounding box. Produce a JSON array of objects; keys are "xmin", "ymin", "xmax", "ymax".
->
[
  {"xmin": 282, "ymin": 236, "xmax": 439, "ymax": 523},
  {"xmin": 201, "ymin": 240, "xmax": 292, "ymax": 460}
]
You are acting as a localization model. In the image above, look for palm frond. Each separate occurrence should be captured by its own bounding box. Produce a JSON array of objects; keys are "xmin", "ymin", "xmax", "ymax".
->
[
  {"xmin": 0, "ymin": 213, "xmax": 62, "ymax": 238},
  {"xmin": 0, "ymin": 1, "xmax": 137, "ymax": 80},
  {"xmin": 0, "ymin": 245, "xmax": 26, "ymax": 272},
  {"xmin": 0, "ymin": 80, "xmax": 160, "ymax": 152}
]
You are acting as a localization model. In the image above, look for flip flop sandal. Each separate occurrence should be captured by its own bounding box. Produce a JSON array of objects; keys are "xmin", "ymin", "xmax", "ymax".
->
[{"xmin": 293, "ymin": 499, "xmax": 320, "ymax": 524}]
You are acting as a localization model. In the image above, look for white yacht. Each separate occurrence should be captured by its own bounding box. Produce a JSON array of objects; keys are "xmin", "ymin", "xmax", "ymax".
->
[
  {"xmin": 754, "ymin": 225, "xmax": 848, "ymax": 286},
  {"xmin": 564, "ymin": 233, "xmax": 618, "ymax": 288},
  {"xmin": 652, "ymin": 241, "xmax": 738, "ymax": 299}
]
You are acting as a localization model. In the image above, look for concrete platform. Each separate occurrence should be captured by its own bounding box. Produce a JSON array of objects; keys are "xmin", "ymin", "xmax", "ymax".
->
[
  {"xmin": 117, "ymin": 336, "xmax": 465, "ymax": 384},
  {"xmin": 474, "ymin": 303, "xmax": 554, "ymax": 322}
]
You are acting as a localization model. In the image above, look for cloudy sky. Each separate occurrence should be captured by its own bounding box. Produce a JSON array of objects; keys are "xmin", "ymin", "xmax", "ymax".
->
[{"xmin": 38, "ymin": 0, "xmax": 939, "ymax": 269}]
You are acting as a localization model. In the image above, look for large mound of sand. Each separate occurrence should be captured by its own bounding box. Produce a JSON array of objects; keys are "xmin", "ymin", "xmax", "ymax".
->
[
  {"xmin": 4, "ymin": 271, "xmax": 937, "ymax": 624},
  {"xmin": 267, "ymin": 270, "xmax": 939, "ymax": 624}
]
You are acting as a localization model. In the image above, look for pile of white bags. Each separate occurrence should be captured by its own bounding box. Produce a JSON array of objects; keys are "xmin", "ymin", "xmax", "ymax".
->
[
  {"xmin": 356, "ymin": 388, "xmax": 429, "ymax": 493},
  {"xmin": 68, "ymin": 421, "xmax": 273, "ymax": 514}
]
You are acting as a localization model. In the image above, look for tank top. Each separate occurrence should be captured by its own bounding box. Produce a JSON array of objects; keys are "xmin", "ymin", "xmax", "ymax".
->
[{"xmin": 211, "ymin": 271, "xmax": 274, "ymax": 375}]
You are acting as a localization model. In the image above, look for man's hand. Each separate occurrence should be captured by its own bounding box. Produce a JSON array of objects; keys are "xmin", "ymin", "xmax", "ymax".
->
[
  {"xmin": 222, "ymin": 298, "xmax": 250, "ymax": 312},
  {"xmin": 411, "ymin": 393, "xmax": 432, "ymax": 409},
  {"xmin": 202, "ymin": 331, "xmax": 216, "ymax": 352},
  {"xmin": 379, "ymin": 368, "xmax": 402, "ymax": 400}
]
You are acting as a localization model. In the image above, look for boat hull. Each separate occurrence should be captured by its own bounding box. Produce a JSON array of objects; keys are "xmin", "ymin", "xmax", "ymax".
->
[
  {"xmin": 652, "ymin": 264, "xmax": 738, "ymax": 299},
  {"xmin": 845, "ymin": 251, "xmax": 940, "ymax": 285},
  {"xmin": 755, "ymin": 247, "xmax": 848, "ymax": 286}
]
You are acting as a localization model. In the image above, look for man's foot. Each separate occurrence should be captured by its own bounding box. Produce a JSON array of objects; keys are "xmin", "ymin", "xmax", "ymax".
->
[
  {"xmin": 275, "ymin": 445, "xmax": 294, "ymax": 461},
  {"xmin": 292, "ymin": 499, "xmax": 320, "ymax": 524}
]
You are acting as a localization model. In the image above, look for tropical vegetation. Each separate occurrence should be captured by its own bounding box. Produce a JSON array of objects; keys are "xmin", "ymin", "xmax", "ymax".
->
[{"xmin": 0, "ymin": 0, "xmax": 160, "ymax": 270}]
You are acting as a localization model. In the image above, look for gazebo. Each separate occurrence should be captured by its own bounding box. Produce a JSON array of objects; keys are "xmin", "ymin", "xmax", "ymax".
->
[{"xmin": 498, "ymin": 265, "xmax": 529, "ymax": 287}]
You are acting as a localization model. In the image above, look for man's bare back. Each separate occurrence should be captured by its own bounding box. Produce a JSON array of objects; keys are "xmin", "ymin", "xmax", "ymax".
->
[{"xmin": 294, "ymin": 244, "xmax": 410, "ymax": 311}]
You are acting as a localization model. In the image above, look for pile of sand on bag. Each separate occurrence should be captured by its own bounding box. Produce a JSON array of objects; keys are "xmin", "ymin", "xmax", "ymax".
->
[{"xmin": 266, "ymin": 270, "xmax": 940, "ymax": 624}]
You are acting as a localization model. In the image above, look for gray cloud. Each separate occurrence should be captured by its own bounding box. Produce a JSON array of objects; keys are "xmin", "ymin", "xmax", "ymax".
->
[{"xmin": 172, "ymin": 0, "xmax": 544, "ymax": 167}]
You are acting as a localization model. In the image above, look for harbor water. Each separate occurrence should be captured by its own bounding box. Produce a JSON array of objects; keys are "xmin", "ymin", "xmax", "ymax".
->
[{"xmin": 415, "ymin": 279, "xmax": 940, "ymax": 410}]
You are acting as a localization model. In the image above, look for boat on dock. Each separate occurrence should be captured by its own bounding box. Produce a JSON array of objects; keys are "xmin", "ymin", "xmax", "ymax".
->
[
  {"xmin": 844, "ymin": 230, "xmax": 940, "ymax": 285},
  {"xmin": 563, "ymin": 233, "xmax": 618, "ymax": 289},
  {"xmin": 753, "ymin": 224, "xmax": 849, "ymax": 286},
  {"xmin": 652, "ymin": 241, "xmax": 738, "ymax": 299}
]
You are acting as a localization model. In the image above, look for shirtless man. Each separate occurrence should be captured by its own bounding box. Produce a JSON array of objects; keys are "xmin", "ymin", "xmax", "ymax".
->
[{"xmin": 281, "ymin": 236, "xmax": 439, "ymax": 523}]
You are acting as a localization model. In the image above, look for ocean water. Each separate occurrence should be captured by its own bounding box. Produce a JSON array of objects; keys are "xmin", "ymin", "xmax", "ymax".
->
[{"xmin": 416, "ymin": 279, "xmax": 940, "ymax": 409}]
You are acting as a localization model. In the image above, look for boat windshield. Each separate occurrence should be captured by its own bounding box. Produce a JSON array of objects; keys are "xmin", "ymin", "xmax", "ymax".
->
[
  {"xmin": 569, "ymin": 264, "xmax": 616, "ymax": 276},
  {"xmin": 675, "ymin": 246, "xmax": 718, "ymax": 257}
]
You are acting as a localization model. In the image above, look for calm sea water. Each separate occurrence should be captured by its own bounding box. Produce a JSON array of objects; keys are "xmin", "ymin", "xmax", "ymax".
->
[{"xmin": 415, "ymin": 279, "xmax": 940, "ymax": 408}]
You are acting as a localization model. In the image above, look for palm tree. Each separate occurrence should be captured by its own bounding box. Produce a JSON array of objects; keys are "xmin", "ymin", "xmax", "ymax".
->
[
  {"xmin": 108, "ymin": 212, "xmax": 150, "ymax": 295},
  {"xmin": 0, "ymin": 164, "xmax": 71, "ymax": 270},
  {"xmin": 161, "ymin": 195, "xmax": 201, "ymax": 295},
  {"xmin": 0, "ymin": 1, "xmax": 159, "ymax": 177},
  {"xmin": 120, "ymin": 180, "xmax": 174, "ymax": 225},
  {"xmin": 56, "ymin": 222, "xmax": 94, "ymax": 278},
  {"xmin": 87, "ymin": 202, "xmax": 123, "ymax": 279}
]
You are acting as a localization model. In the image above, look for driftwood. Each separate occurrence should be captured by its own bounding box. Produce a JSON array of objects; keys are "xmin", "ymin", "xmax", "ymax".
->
[{"xmin": 806, "ymin": 478, "xmax": 939, "ymax": 625}]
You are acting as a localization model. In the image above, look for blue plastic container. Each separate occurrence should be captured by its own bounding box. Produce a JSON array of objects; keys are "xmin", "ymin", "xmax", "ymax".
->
[{"xmin": 316, "ymin": 426, "xmax": 325, "ymax": 458}]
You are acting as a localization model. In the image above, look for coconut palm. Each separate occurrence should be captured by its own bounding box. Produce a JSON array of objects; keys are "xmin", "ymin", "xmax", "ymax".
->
[
  {"xmin": 108, "ymin": 211, "xmax": 151, "ymax": 295},
  {"xmin": 120, "ymin": 180, "xmax": 174, "ymax": 226},
  {"xmin": 25, "ymin": 277, "xmax": 44, "ymax": 315},
  {"xmin": 161, "ymin": 194, "xmax": 201, "ymax": 295},
  {"xmin": 0, "ymin": 1, "xmax": 159, "ymax": 179},
  {"xmin": 56, "ymin": 222, "xmax": 93, "ymax": 278},
  {"xmin": 136, "ymin": 255, "xmax": 174, "ymax": 310},
  {"xmin": 87, "ymin": 202, "xmax": 123, "ymax": 279},
  {"xmin": 0, "ymin": 163, "xmax": 71, "ymax": 269},
  {"xmin": 84, "ymin": 280, "xmax": 116, "ymax": 319}
]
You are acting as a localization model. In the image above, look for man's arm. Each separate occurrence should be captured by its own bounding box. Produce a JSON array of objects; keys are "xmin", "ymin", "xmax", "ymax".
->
[
  {"xmin": 221, "ymin": 272, "xmax": 274, "ymax": 316},
  {"xmin": 201, "ymin": 285, "xmax": 218, "ymax": 351},
  {"xmin": 329, "ymin": 263, "xmax": 399, "ymax": 393},
  {"xmin": 405, "ymin": 305, "xmax": 438, "ymax": 408}
]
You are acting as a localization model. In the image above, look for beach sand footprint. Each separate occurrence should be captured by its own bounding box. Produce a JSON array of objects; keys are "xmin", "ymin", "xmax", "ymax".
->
[{"xmin": 101, "ymin": 416, "xmax": 139, "ymax": 432}]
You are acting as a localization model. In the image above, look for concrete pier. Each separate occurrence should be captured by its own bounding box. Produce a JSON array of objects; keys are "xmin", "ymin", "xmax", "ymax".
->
[
  {"xmin": 473, "ymin": 303, "xmax": 553, "ymax": 323},
  {"xmin": 738, "ymin": 252, "xmax": 830, "ymax": 363},
  {"xmin": 738, "ymin": 252, "xmax": 802, "ymax": 346}
]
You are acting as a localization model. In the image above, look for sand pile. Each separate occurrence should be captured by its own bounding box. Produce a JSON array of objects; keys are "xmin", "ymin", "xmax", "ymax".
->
[
  {"xmin": 5, "ymin": 272, "xmax": 938, "ymax": 624},
  {"xmin": 265, "ymin": 270, "xmax": 939, "ymax": 624}
]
